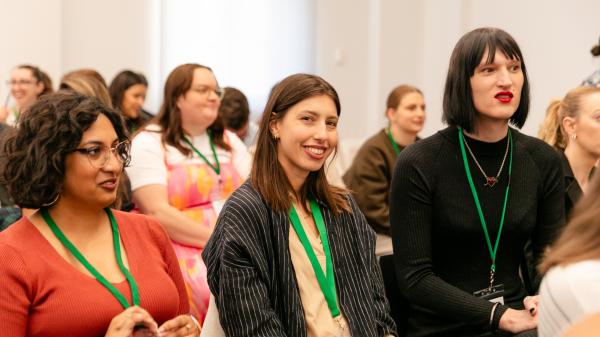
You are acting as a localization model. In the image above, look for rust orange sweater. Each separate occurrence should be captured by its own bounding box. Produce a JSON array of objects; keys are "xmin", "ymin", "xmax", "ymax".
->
[{"xmin": 0, "ymin": 211, "xmax": 189, "ymax": 337}]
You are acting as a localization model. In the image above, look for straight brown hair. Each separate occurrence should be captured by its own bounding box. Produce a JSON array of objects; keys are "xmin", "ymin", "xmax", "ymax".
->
[
  {"xmin": 540, "ymin": 174, "xmax": 600, "ymax": 273},
  {"xmin": 251, "ymin": 73, "xmax": 350, "ymax": 215},
  {"xmin": 153, "ymin": 63, "xmax": 229, "ymax": 155}
]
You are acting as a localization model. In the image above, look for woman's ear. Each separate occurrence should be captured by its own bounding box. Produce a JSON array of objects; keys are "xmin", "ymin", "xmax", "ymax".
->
[
  {"xmin": 562, "ymin": 116, "xmax": 577, "ymax": 137},
  {"xmin": 269, "ymin": 115, "xmax": 280, "ymax": 140}
]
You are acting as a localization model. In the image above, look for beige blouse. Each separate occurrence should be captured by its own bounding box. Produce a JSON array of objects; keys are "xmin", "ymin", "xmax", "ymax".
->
[{"xmin": 289, "ymin": 220, "xmax": 352, "ymax": 337}]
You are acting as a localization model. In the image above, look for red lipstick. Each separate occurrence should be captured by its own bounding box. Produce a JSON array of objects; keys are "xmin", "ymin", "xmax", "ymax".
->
[{"xmin": 495, "ymin": 91, "xmax": 513, "ymax": 103}]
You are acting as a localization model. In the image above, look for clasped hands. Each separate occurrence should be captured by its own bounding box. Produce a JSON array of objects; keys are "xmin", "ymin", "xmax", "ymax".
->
[{"xmin": 105, "ymin": 306, "xmax": 200, "ymax": 337}]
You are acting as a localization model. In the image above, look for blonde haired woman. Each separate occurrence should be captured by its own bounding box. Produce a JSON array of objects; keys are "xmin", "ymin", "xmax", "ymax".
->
[{"xmin": 539, "ymin": 86, "xmax": 600, "ymax": 217}]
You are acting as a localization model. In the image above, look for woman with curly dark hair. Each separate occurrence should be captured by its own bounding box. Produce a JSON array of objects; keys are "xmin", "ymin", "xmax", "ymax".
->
[{"xmin": 0, "ymin": 91, "xmax": 200, "ymax": 337}]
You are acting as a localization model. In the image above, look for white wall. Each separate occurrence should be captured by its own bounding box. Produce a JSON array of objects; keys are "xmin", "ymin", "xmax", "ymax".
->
[
  {"xmin": 2, "ymin": 0, "xmax": 600, "ymax": 140},
  {"xmin": 61, "ymin": 0, "xmax": 161, "ymax": 110},
  {"xmin": 0, "ymin": 0, "xmax": 62, "ymax": 104},
  {"xmin": 315, "ymin": 0, "xmax": 600, "ymax": 140}
]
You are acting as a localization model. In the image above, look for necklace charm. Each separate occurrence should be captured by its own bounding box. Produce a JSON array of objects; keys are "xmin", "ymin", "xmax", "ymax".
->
[
  {"xmin": 462, "ymin": 133, "xmax": 510, "ymax": 188},
  {"xmin": 485, "ymin": 176, "xmax": 498, "ymax": 187}
]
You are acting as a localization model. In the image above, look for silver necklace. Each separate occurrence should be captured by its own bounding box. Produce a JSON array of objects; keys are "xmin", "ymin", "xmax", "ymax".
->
[{"xmin": 462, "ymin": 135, "xmax": 510, "ymax": 187}]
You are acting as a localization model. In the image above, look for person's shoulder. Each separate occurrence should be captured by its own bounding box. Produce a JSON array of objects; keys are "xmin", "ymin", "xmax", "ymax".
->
[
  {"xmin": 514, "ymin": 129, "xmax": 561, "ymax": 164},
  {"xmin": 398, "ymin": 127, "xmax": 450, "ymax": 163},
  {"xmin": 222, "ymin": 182, "xmax": 268, "ymax": 217},
  {"xmin": 0, "ymin": 217, "xmax": 37, "ymax": 272},
  {"xmin": 359, "ymin": 129, "xmax": 388, "ymax": 149},
  {"xmin": 0, "ymin": 217, "xmax": 33, "ymax": 246}
]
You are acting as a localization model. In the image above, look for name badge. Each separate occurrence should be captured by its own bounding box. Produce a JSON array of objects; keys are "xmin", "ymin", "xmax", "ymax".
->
[{"xmin": 473, "ymin": 283, "xmax": 504, "ymax": 305}]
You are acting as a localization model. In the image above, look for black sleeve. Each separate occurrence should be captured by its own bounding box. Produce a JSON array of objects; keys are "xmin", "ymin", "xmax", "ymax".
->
[
  {"xmin": 349, "ymin": 197, "xmax": 398, "ymax": 336},
  {"xmin": 203, "ymin": 202, "xmax": 288, "ymax": 337},
  {"xmin": 389, "ymin": 143, "xmax": 508, "ymax": 329},
  {"xmin": 529, "ymin": 144, "xmax": 566, "ymax": 291}
]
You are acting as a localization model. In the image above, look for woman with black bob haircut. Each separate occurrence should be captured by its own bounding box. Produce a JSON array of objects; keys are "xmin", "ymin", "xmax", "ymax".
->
[
  {"xmin": 0, "ymin": 91, "xmax": 199, "ymax": 337},
  {"xmin": 202, "ymin": 73, "xmax": 396, "ymax": 337},
  {"xmin": 390, "ymin": 27, "xmax": 564, "ymax": 336}
]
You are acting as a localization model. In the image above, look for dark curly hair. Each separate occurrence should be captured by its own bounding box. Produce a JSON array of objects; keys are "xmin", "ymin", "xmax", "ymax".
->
[{"xmin": 1, "ymin": 91, "xmax": 128, "ymax": 208}]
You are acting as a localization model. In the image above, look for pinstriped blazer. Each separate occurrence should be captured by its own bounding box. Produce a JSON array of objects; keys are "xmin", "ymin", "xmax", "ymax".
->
[{"xmin": 202, "ymin": 181, "xmax": 397, "ymax": 337}]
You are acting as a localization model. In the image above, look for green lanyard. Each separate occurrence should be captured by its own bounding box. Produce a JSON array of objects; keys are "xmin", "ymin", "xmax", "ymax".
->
[
  {"xmin": 41, "ymin": 208, "xmax": 140, "ymax": 309},
  {"xmin": 289, "ymin": 199, "xmax": 340, "ymax": 318},
  {"xmin": 457, "ymin": 128, "xmax": 513, "ymax": 287},
  {"xmin": 183, "ymin": 131, "xmax": 221, "ymax": 175},
  {"xmin": 385, "ymin": 127, "xmax": 402, "ymax": 155}
]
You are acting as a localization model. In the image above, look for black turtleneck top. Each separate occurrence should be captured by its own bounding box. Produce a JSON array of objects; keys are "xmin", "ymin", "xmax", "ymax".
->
[{"xmin": 390, "ymin": 126, "xmax": 565, "ymax": 337}]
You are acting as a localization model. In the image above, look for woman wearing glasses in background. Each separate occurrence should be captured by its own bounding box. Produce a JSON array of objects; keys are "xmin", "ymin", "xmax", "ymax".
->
[
  {"xmin": 126, "ymin": 63, "xmax": 252, "ymax": 324},
  {"xmin": 0, "ymin": 64, "xmax": 53, "ymax": 126},
  {"xmin": 0, "ymin": 92, "xmax": 199, "ymax": 337}
]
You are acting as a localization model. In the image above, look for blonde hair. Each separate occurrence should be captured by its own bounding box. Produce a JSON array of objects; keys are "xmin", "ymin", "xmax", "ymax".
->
[
  {"xmin": 539, "ymin": 86, "xmax": 600, "ymax": 150},
  {"xmin": 540, "ymin": 174, "xmax": 600, "ymax": 273},
  {"xmin": 59, "ymin": 73, "xmax": 112, "ymax": 108}
]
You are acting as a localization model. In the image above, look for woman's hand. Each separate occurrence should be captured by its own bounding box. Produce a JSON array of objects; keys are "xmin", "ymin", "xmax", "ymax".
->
[
  {"xmin": 158, "ymin": 314, "xmax": 200, "ymax": 337},
  {"xmin": 523, "ymin": 295, "xmax": 540, "ymax": 316},
  {"xmin": 105, "ymin": 306, "xmax": 159, "ymax": 337},
  {"xmin": 498, "ymin": 308, "xmax": 537, "ymax": 333}
]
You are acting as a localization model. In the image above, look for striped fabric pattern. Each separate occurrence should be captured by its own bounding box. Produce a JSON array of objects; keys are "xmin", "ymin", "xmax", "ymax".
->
[{"xmin": 202, "ymin": 181, "xmax": 397, "ymax": 337}]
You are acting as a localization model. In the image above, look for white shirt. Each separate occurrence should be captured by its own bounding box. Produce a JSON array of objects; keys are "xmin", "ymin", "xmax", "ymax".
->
[
  {"xmin": 126, "ymin": 124, "xmax": 252, "ymax": 191},
  {"xmin": 538, "ymin": 260, "xmax": 600, "ymax": 337}
]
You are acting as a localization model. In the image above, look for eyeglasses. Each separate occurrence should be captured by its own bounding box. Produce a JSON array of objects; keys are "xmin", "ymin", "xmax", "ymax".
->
[
  {"xmin": 6, "ymin": 79, "xmax": 37, "ymax": 86},
  {"xmin": 74, "ymin": 141, "xmax": 131, "ymax": 168},
  {"xmin": 191, "ymin": 85, "xmax": 225, "ymax": 100}
]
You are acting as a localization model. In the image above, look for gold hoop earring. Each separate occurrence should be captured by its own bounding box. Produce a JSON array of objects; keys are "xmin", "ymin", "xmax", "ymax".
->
[{"xmin": 41, "ymin": 194, "xmax": 60, "ymax": 207}]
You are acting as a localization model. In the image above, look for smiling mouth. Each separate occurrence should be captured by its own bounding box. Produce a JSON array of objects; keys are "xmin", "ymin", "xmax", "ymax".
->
[{"xmin": 305, "ymin": 146, "xmax": 325, "ymax": 155}]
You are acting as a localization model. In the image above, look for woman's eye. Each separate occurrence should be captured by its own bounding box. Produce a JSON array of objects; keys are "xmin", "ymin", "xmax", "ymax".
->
[
  {"xmin": 326, "ymin": 121, "xmax": 338, "ymax": 127},
  {"xmin": 86, "ymin": 147, "xmax": 102, "ymax": 157},
  {"xmin": 510, "ymin": 65, "xmax": 521, "ymax": 72},
  {"xmin": 301, "ymin": 115, "xmax": 313, "ymax": 121}
]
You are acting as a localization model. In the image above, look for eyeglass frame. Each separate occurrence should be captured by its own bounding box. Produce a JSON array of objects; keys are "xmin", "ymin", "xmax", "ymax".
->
[
  {"xmin": 5, "ymin": 79, "xmax": 39, "ymax": 86},
  {"xmin": 190, "ymin": 85, "xmax": 225, "ymax": 100},
  {"xmin": 73, "ymin": 140, "xmax": 131, "ymax": 168}
]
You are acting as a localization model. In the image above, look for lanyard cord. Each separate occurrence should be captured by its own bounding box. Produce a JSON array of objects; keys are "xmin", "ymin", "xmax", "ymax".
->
[
  {"xmin": 457, "ymin": 128, "xmax": 513, "ymax": 273},
  {"xmin": 41, "ymin": 208, "xmax": 140, "ymax": 309},
  {"xmin": 385, "ymin": 127, "xmax": 402, "ymax": 155},
  {"xmin": 289, "ymin": 199, "xmax": 340, "ymax": 317},
  {"xmin": 183, "ymin": 131, "xmax": 221, "ymax": 175}
]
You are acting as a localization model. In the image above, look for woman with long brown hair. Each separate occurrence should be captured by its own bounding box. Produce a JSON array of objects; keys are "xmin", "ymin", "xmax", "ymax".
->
[
  {"xmin": 539, "ymin": 86, "xmax": 600, "ymax": 217},
  {"xmin": 202, "ymin": 73, "xmax": 396, "ymax": 337},
  {"xmin": 538, "ymin": 174, "xmax": 600, "ymax": 337},
  {"xmin": 126, "ymin": 63, "xmax": 251, "ymax": 324}
]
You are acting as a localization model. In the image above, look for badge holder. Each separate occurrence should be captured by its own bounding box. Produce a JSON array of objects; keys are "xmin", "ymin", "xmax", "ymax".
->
[{"xmin": 473, "ymin": 283, "xmax": 505, "ymax": 305}]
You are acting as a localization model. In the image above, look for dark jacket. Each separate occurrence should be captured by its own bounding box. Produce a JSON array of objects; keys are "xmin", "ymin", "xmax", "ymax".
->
[
  {"xmin": 343, "ymin": 129, "xmax": 402, "ymax": 236},
  {"xmin": 202, "ymin": 181, "xmax": 397, "ymax": 337}
]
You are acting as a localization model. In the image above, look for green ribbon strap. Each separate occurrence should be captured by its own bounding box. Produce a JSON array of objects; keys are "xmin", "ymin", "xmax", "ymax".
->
[
  {"xmin": 289, "ymin": 199, "xmax": 340, "ymax": 318},
  {"xmin": 457, "ymin": 128, "xmax": 513, "ymax": 276},
  {"xmin": 183, "ymin": 131, "xmax": 221, "ymax": 175},
  {"xmin": 41, "ymin": 208, "xmax": 140, "ymax": 309},
  {"xmin": 386, "ymin": 127, "xmax": 402, "ymax": 155}
]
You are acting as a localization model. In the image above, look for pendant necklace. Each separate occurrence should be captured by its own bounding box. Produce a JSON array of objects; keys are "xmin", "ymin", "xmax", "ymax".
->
[{"xmin": 462, "ymin": 133, "xmax": 510, "ymax": 187}]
